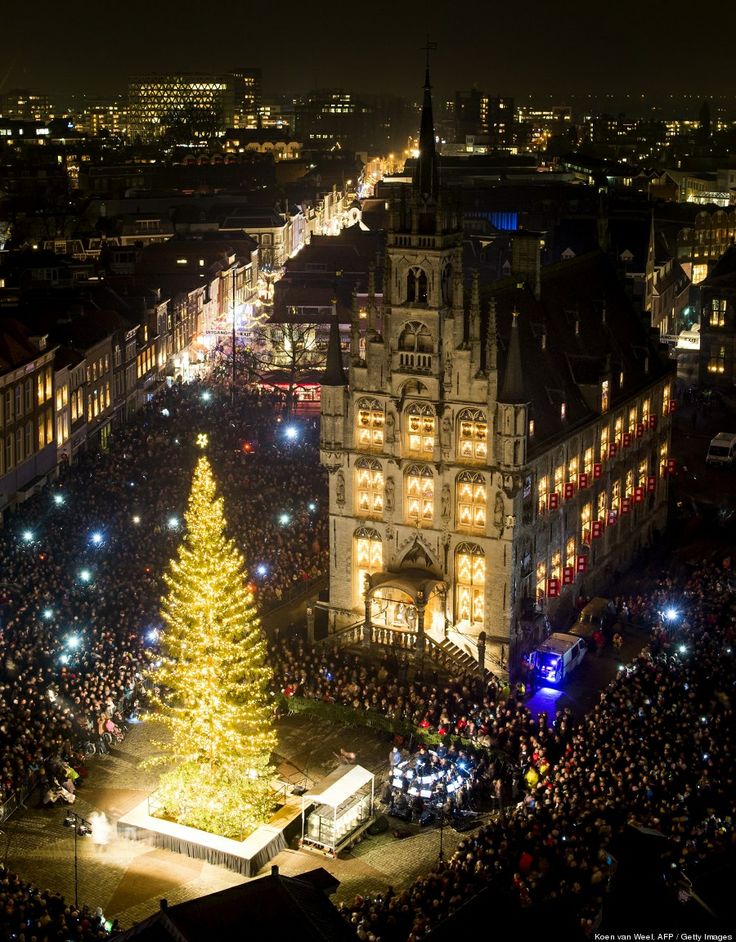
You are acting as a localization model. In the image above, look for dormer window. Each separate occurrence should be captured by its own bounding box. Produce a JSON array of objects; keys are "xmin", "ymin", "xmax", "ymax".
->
[
  {"xmin": 560, "ymin": 402, "xmax": 566, "ymax": 421},
  {"xmin": 601, "ymin": 379, "xmax": 609, "ymax": 413}
]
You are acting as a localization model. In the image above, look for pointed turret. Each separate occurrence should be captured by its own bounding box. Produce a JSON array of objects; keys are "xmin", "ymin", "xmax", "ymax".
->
[
  {"xmin": 412, "ymin": 67, "xmax": 440, "ymax": 204},
  {"xmin": 322, "ymin": 309, "xmax": 347, "ymax": 386},
  {"xmin": 500, "ymin": 310, "xmax": 526, "ymax": 403}
]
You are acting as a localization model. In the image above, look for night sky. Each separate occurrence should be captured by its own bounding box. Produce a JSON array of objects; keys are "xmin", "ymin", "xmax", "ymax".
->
[{"xmin": 3, "ymin": 0, "xmax": 736, "ymax": 105}]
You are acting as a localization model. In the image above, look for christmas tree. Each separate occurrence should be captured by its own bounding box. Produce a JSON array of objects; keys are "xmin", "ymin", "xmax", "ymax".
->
[{"xmin": 146, "ymin": 452, "xmax": 276, "ymax": 838}]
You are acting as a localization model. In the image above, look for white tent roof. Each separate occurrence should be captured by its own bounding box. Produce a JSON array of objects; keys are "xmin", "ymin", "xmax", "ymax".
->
[{"xmin": 303, "ymin": 765, "xmax": 373, "ymax": 808}]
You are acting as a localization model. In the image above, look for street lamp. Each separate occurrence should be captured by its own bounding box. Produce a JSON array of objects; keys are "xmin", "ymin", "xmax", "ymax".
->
[{"xmin": 63, "ymin": 810, "xmax": 92, "ymax": 907}]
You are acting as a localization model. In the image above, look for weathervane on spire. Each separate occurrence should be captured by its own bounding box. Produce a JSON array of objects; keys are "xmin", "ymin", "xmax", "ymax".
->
[{"xmin": 421, "ymin": 36, "xmax": 437, "ymax": 80}]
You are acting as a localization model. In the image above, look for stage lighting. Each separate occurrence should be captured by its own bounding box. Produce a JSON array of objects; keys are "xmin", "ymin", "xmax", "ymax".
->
[
  {"xmin": 53, "ymin": 494, "xmax": 65, "ymax": 506},
  {"xmin": 22, "ymin": 530, "xmax": 34, "ymax": 543}
]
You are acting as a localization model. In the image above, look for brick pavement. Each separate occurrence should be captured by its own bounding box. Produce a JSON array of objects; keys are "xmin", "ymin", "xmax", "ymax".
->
[{"xmin": 4, "ymin": 714, "xmax": 487, "ymax": 929}]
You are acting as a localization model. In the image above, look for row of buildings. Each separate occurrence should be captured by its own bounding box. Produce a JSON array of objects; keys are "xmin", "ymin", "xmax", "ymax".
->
[{"xmin": 0, "ymin": 232, "xmax": 260, "ymax": 517}]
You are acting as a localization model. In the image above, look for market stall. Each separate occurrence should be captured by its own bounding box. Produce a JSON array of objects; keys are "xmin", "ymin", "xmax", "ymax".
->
[{"xmin": 300, "ymin": 765, "xmax": 375, "ymax": 856}]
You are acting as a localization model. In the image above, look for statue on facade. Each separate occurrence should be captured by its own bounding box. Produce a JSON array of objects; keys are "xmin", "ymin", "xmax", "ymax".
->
[
  {"xmin": 385, "ymin": 410, "xmax": 395, "ymax": 444},
  {"xmin": 336, "ymin": 469, "xmax": 345, "ymax": 507},
  {"xmin": 385, "ymin": 476, "xmax": 395, "ymax": 515},
  {"xmin": 441, "ymin": 483, "xmax": 451, "ymax": 521},
  {"xmin": 494, "ymin": 490, "xmax": 505, "ymax": 534}
]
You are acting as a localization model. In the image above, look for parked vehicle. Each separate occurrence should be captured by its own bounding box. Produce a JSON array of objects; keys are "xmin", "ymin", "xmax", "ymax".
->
[
  {"xmin": 569, "ymin": 597, "xmax": 616, "ymax": 649},
  {"xmin": 706, "ymin": 432, "xmax": 736, "ymax": 467},
  {"xmin": 531, "ymin": 633, "xmax": 587, "ymax": 685}
]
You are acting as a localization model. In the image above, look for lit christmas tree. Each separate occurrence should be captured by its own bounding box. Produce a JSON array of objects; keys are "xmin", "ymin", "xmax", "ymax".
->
[{"xmin": 146, "ymin": 452, "xmax": 276, "ymax": 837}]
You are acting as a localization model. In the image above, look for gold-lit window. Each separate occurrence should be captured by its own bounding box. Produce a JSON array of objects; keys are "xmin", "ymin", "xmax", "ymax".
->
[
  {"xmin": 455, "ymin": 543, "xmax": 486, "ymax": 625},
  {"xmin": 355, "ymin": 458, "xmax": 384, "ymax": 518},
  {"xmin": 568, "ymin": 455, "xmax": 578, "ymax": 483},
  {"xmin": 581, "ymin": 502, "xmax": 591, "ymax": 542},
  {"xmin": 37, "ymin": 415, "xmax": 45, "ymax": 449},
  {"xmin": 600, "ymin": 426, "xmax": 609, "ymax": 461},
  {"xmin": 354, "ymin": 528, "xmax": 382, "ymax": 606},
  {"xmin": 405, "ymin": 464, "xmax": 434, "ymax": 524},
  {"xmin": 597, "ymin": 490, "xmax": 607, "ymax": 520},
  {"xmin": 356, "ymin": 398, "xmax": 384, "ymax": 449},
  {"xmin": 583, "ymin": 447, "xmax": 593, "ymax": 476},
  {"xmin": 566, "ymin": 536, "xmax": 576, "ymax": 568},
  {"xmin": 457, "ymin": 408, "xmax": 487, "ymax": 461},
  {"xmin": 626, "ymin": 470, "xmax": 634, "ymax": 498},
  {"xmin": 554, "ymin": 464, "xmax": 564, "ymax": 495},
  {"xmin": 662, "ymin": 383, "xmax": 671, "ymax": 415},
  {"xmin": 638, "ymin": 460, "xmax": 648, "ymax": 486},
  {"xmin": 536, "ymin": 560, "xmax": 547, "ymax": 600},
  {"xmin": 601, "ymin": 379, "xmax": 609, "ymax": 413},
  {"xmin": 551, "ymin": 549, "xmax": 561, "ymax": 580},
  {"xmin": 614, "ymin": 415, "xmax": 623, "ymax": 445},
  {"xmin": 642, "ymin": 398, "xmax": 650, "ymax": 426},
  {"xmin": 456, "ymin": 471, "xmax": 486, "ymax": 532},
  {"xmin": 611, "ymin": 479, "xmax": 621, "ymax": 511},
  {"xmin": 37, "ymin": 374, "xmax": 45, "ymax": 405},
  {"xmin": 659, "ymin": 441, "xmax": 668, "ymax": 476},
  {"xmin": 707, "ymin": 346, "xmax": 726, "ymax": 374},
  {"xmin": 628, "ymin": 407, "xmax": 637, "ymax": 435},
  {"xmin": 537, "ymin": 475, "xmax": 548, "ymax": 515},
  {"xmin": 406, "ymin": 403, "xmax": 435, "ymax": 457},
  {"xmin": 710, "ymin": 299, "xmax": 726, "ymax": 327},
  {"xmin": 45, "ymin": 368, "xmax": 52, "ymax": 402}
]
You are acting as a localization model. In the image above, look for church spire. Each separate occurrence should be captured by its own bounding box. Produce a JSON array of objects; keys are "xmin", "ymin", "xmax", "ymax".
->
[
  {"xmin": 499, "ymin": 310, "xmax": 527, "ymax": 403},
  {"xmin": 412, "ymin": 50, "xmax": 439, "ymax": 203},
  {"xmin": 322, "ymin": 306, "xmax": 347, "ymax": 386}
]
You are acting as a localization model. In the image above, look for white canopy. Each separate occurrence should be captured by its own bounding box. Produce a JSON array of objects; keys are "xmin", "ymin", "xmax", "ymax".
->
[{"xmin": 303, "ymin": 765, "xmax": 374, "ymax": 809}]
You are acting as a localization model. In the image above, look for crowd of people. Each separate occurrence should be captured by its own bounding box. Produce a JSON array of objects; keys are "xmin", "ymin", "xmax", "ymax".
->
[
  {"xmin": 0, "ymin": 376, "xmax": 733, "ymax": 939},
  {"xmin": 0, "ymin": 380, "xmax": 328, "ymax": 936},
  {"xmin": 340, "ymin": 558, "xmax": 736, "ymax": 940},
  {"xmin": 0, "ymin": 867, "xmax": 113, "ymax": 941}
]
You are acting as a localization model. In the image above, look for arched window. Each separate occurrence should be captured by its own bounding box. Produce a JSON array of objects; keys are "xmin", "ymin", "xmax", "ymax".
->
[
  {"xmin": 399, "ymin": 321, "xmax": 433, "ymax": 353},
  {"xmin": 398, "ymin": 322, "xmax": 433, "ymax": 372},
  {"xmin": 455, "ymin": 543, "xmax": 485, "ymax": 625},
  {"xmin": 456, "ymin": 408, "xmax": 487, "ymax": 461},
  {"xmin": 407, "ymin": 266, "xmax": 428, "ymax": 303},
  {"xmin": 356, "ymin": 397, "xmax": 384, "ymax": 449},
  {"xmin": 405, "ymin": 401, "xmax": 435, "ymax": 457},
  {"xmin": 405, "ymin": 464, "xmax": 434, "ymax": 525},
  {"xmin": 456, "ymin": 471, "xmax": 486, "ymax": 532},
  {"xmin": 354, "ymin": 527, "xmax": 382, "ymax": 605},
  {"xmin": 355, "ymin": 457, "xmax": 384, "ymax": 518}
]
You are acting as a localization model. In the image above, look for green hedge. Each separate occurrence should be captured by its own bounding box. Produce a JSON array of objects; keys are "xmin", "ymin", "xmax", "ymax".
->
[{"xmin": 278, "ymin": 696, "xmax": 511, "ymax": 765}]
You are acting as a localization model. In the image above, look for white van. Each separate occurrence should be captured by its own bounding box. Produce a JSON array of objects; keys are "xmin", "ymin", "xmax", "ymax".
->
[
  {"xmin": 531, "ymin": 633, "xmax": 587, "ymax": 685},
  {"xmin": 706, "ymin": 432, "xmax": 736, "ymax": 467}
]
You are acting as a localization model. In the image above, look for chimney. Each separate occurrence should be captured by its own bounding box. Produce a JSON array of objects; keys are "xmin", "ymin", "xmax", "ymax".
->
[
  {"xmin": 160, "ymin": 899, "xmax": 168, "ymax": 911},
  {"xmin": 511, "ymin": 231, "xmax": 543, "ymax": 301},
  {"xmin": 271, "ymin": 865, "xmax": 279, "ymax": 876}
]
